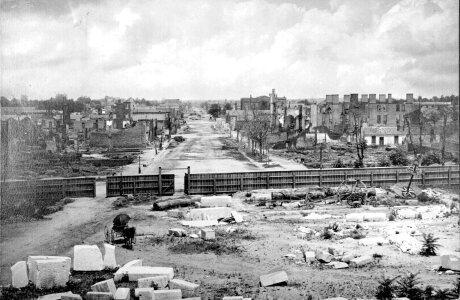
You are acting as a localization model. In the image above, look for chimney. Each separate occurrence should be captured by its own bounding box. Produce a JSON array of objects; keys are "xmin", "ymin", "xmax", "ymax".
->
[
  {"xmin": 406, "ymin": 93, "xmax": 413, "ymax": 103},
  {"xmin": 388, "ymin": 93, "xmax": 392, "ymax": 103},
  {"xmin": 344, "ymin": 95, "xmax": 350, "ymax": 103},
  {"xmin": 299, "ymin": 105, "xmax": 303, "ymax": 131},
  {"xmin": 350, "ymin": 94, "xmax": 359, "ymax": 103},
  {"xmin": 326, "ymin": 95, "xmax": 332, "ymax": 103},
  {"xmin": 379, "ymin": 94, "xmax": 385, "ymax": 103},
  {"xmin": 332, "ymin": 94, "xmax": 339, "ymax": 104},
  {"xmin": 369, "ymin": 94, "xmax": 376, "ymax": 103},
  {"xmin": 361, "ymin": 94, "xmax": 369, "ymax": 103}
]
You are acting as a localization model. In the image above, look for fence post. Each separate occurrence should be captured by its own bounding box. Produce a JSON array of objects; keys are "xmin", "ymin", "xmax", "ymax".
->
[
  {"xmin": 319, "ymin": 172, "xmax": 323, "ymax": 187},
  {"xmin": 133, "ymin": 176, "xmax": 137, "ymax": 195},
  {"xmin": 370, "ymin": 172, "xmax": 374, "ymax": 186},
  {"xmin": 448, "ymin": 167, "xmax": 452, "ymax": 187},
  {"xmin": 266, "ymin": 174, "xmax": 270, "ymax": 189},
  {"xmin": 61, "ymin": 179, "xmax": 66, "ymax": 198},
  {"xmin": 344, "ymin": 173, "xmax": 348, "ymax": 182},
  {"xmin": 158, "ymin": 167, "xmax": 162, "ymax": 196},
  {"xmin": 292, "ymin": 173, "xmax": 296, "ymax": 189},
  {"xmin": 213, "ymin": 175, "xmax": 217, "ymax": 194},
  {"xmin": 187, "ymin": 166, "xmax": 191, "ymax": 195},
  {"xmin": 93, "ymin": 179, "xmax": 96, "ymax": 198},
  {"xmin": 395, "ymin": 170, "xmax": 399, "ymax": 183},
  {"xmin": 421, "ymin": 171, "xmax": 425, "ymax": 185},
  {"xmin": 240, "ymin": 176, "xmax": 244, "ymax": 191}
]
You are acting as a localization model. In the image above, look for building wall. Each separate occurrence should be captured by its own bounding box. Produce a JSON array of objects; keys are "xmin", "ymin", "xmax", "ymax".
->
[{"xmin": 89, "ymin": 122, "xmax": 148, "ymax": 148}]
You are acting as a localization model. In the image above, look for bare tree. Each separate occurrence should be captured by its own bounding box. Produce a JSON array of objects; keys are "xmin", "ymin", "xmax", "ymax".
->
[
  {"xmin": 348, "ymin": 103, "xmax": 367, "ymax": 168},
  {"xmin": 241, "ymin": 109, "xmax": 271, "ymax": 159}
]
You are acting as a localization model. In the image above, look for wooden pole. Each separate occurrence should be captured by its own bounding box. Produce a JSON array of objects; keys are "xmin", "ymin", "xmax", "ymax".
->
[
  {"xmin": 187, "ymin": 166, "xmax": 191, "ymax": 195},
  {"xmin": 158, "ymin": 167, "xmax": 162, "ymax": 196}
]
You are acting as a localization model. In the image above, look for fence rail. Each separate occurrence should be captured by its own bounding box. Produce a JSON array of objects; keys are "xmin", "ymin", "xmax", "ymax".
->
[
  {"xmin": 184, "ymin": 165, "xmax": 459, "ymax": 195},
  {"xmin": 0, "ymin": 177, "xmax": 96, "ymax": 219},
  {"xmin": 106, "ymin": 174, "xmax": 175, "ymax": 197}
]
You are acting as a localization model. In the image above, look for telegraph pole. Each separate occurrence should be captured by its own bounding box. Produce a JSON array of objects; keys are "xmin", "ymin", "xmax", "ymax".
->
[{"xmin": 138, "ymin": 155, "xmax": 141, "ymax": 174}]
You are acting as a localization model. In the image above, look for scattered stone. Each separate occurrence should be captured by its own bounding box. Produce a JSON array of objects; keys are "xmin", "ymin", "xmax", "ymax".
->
[
  {"xmin": 223, "ymin": 297, "xmax": 243, "ymax": 300},
  {"xmin": 91, "ymin": 278, "xmax": 117, "ymax": 295},
  {"xmin": 445, "ymin": 270, "xmax": 456, "ymax": 275},
  {"xmin": 189, "ymin": 207, "xmax": 232, "ymax": 221},
  {"xmin": 231, "ymin": 211, "xmax": 244, "ymax": 223},
  {"xmin": 103, "ymin": 244, "xmax": 117, "ymax": 269},
  {"xmin": 169, "ymin": 228, "xmax": 187, "ymax": 237},
  {"xmin": 180, "ymin": 220, "xmax": 219, "ymax": 227},
  {"xmin": 86, "ymin": 292, "xmax": 113, "ymax": 300},
  {"xmin": 38, "ymin": 292, "xmax": 74, "ymax": 300},
  {"xmin": 136, "ymin": 288, "xmax": 154, "ymax": 300},
  {"xmin": 303, "ymin": 251, "xmax": 316, "ymax": 263},
  {"xmin": 304, "ymin": 213, "xmax": 332, "ymax": 220},
  {"xmin": 398, "ymin": 209, "xmax": 417, "ymax": 219},
  {"xmin": 114, "ymin": 259, "xmax": 143, "ymax": 282},
  {"xmin": 259, "ymin": 271, "xmax": 288, "ymax": 287},
  {"xmin": 189, "ymin": 234, "xmax": 200, "ymax": 238},
  {"xmin": 315, "ymin": 250, "xmax": 333, "ymax": 263},
  {"xmin": 138, "ymin": 275, "xmax": 170, "ymax": 289},
  {"xmin": 201, "ymin": 228, "xmax": 216, "ymax": 240},
  {"xmin": 152, "ymin": 289, "xmax": 182, "ymax": 300},
  {"xmin": 27, "ymin": 256, "xmax": 71, "ymax": 289},
  {"xmin": 127, "ymin": 266, "xmax": 174, "ymax": 281},
  {"xmin": 114, "ymin": 288, "xmax": 130, "ymax": 300},
  {"xmin": 388, "ymin": 234, "xmax": 422, "ymax": 255},
  {"xmin": 363, "ymin": 213, "xmax": 386, "ymax": 222},
  {"xmin": 345, "ymin": 213, "xmax": 364, "ymax": 222},
  {"xmin": 328, "ymin": 247, "xmax": 344, "ymax": 257},
  {"xmin": 167, "ymin": 209, "xmax": 187, "ymax": 219},
  {"xmin": 61, "ymin": 294, "xmax": 83, "ymax": 300},
  {"xmin": 349, "ymin": 255, "xmax": 373, "ymax": 267},
  {"xmin": 200, "ymin": 195, "xmax": 232, "ymax": 207},
  {"xmin": 333, "ymin": 262, "xmax": 349, "ymax": 269},
  {"xmin": 11, "ymin": 261, "xmax": 28, "ymax": 288},
  {"xmin": 341, "ymin": 254, "xmax": 356, "ymax": 263},
  {"xmin": 441, "ymin": 254, "xmax": 460, "ymax": 271},
  {"xmin": 169, "ymin": 279, "xmax": 200, "ymax": 298},
  {"xmin": 323, "ymin": 298, "xmax": 348, "ymax": 300},
  {"xmin": 358, "ymin": 237, "xmax": 389, "ymax": 246},
  {"xmin": 73, "ymin": 245, "xmax": 104, "ymax": 271},
  {"xmin": 251, "ymin": 193, "xmax": 272, "ymax": 201}
]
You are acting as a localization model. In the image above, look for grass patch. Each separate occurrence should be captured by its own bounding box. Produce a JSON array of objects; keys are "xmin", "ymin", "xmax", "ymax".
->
[{"xmin": 168, "ymin": 239, "xmax": 241, "ymax": 255}]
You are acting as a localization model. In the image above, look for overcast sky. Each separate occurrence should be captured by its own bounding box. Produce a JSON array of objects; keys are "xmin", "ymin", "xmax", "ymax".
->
[{"xmin": 1, "ymin": 0, "xmax": 458, "ymax": 100}]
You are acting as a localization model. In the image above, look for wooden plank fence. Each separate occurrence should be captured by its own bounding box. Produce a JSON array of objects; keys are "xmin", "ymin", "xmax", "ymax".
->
[
  {"xmin": 184, "ymin": 165, "xmax": 459, "ymax": 195},
  {"xmin": 106, "ymin": 174, "xmax": 175, "ymax": 197},
  {"xmin": 0, "ymin": 177, "xmax": 96, "ymax": 219}
]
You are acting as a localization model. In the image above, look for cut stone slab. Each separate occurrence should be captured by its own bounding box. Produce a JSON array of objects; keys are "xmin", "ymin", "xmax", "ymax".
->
[
  {"xmin": 341, "ymin": 254, "xmax": 356, "ymax": 263},
  {"xmin": 169, "ymin": 228, "xmax": 187, "ymax": 237},
  {"xmin": 223, "ymin": 297, "xmax": 244, "ymax": 300},
  {"xmin": 363, "ymin": 213, "xmax": 386, "ymax": 222},
  {"xmin": 114, "ymin": 259, "xmax": 143, "ymax": 282},
  {"xmin": 91, "ymin": 278, "xmax": 117, "ymax": 295},
  {"xmin": 441, "ymin": 254, "xmax": 460, "ymax": 271},
  {"xmin": 200, "ymin": 195, "xmax": 232, "ymax": 207},
  {"xmin": 182, "ymin": 298, "xmax": 202, "ymax": 300},
  {"xmin": 61, "ymin": 294, "xmax": 83, "ymax": 300},
  {"xmin": 333, "ymin": 262, "xmax": 349, "ymax": 269},
  {"xmin": 103, "ymin": 244, "xmax": 117, "ymax": 269},
  {"xmin": 127, "ymin": 266, "xmax": 174, "ymax": 281},
  {"xmin": 315, "ymin": 250, "xmax": 333, "ymax": 263},
  {"xmin": 303, "ymin": 213, "xmax": 332, "ymax": 220},
  {"xmin": 167, "ymin": 209, "xmax": 187, "ymax": 218},
  {"xmin": 38, "ymin": 292, "xmax": 74, "ymax": 300},
  {"xmin": 303, "ymin": 251, "xmax": 316, "ymax": 263},
  {"xmin": 27, "ymin": 256, "xmax": 71, "ymax": 288},
  {"xmin": 349, "ymin": 255, "xmax": 373, "ymax": 267},
  {"xmin": 169, "ymin": 279, "xmax": 200, "ymax": 298},
  {"xmin": 86, "ymin": 292, "xmax": 113, "ymax": 300},
  {"xmin": 28, "ymin": 257, "xmax": 71, "ymax": 289},
  {"xmin": 398, "ymin": 209, "xmax": 417, "ymax": 219},
  {"xmin": 328, "ymin": 247, "xmax": 344, "ymax": 257},
  {"xmin": 345, "ymin": 213, "xmax": 364, "ymax": 222},
  {"xmin": 73, "ymin": 245, "xmax": 103, "ymax": 271},
  {"xmin": 251, "ymin": 193, "xmax": 271, "ymax": 201},
  {"xmin": 11, "ymin": 261, "xmax": 28, "ymax": 288},
  {"xmin": 358, "ymin": 237, "xmax": 389, "ymax": 246},
  {"xmin": 135, "ymin": 288, "xmax": 154, "ymax": 300},
  {"xmin": 231, "ymin": 211, "xmax": 244, "ymax": 223},
  {"xmin": 323, "ymin": 298, "xmax": 348, "ymax": 300},
  {"xmin": 152, "ymin": 289, "xmax": 182, "ymax": 300},
  {"xmin": 201, "ymin": 228, "xmax": 216, "ymax": 240},
  {"xmin": 114, "ymin": 288, "xmax": 130, "ymax": 300},
  {"xmin": 180, "ymin": 220, "xmax": 219, "ymax": 227},
  {"xmin": 189, "ymin": 207, "xmax": 232, "ymax": 221},
  {"xmin": 388, "ymin": 234, "xmax": 422, "ymax": 255},
  {"xmin": 137, "ymin": 275, "xmax": 170, "ymax": 289},
  {"xmin": 259, "ymin": 271, "xmax": 288, "ymax": 287}
]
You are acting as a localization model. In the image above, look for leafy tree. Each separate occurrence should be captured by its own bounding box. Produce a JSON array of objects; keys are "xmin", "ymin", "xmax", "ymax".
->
[
  {"xmin": 241, "ymin": 109, "xmax": 271, "ymax": 158},
  {"xmin": 421, "ymin": 152, "xmax": 441, "ymax": 166},
  {"xmin": 208, "ymin": 103, "xmax": 222, "ymax": 118},
  {"xmin": 223, "ymin": 102, "xmax": 233, "ymax": 114},
  {"xmin": 389, "ymin": 148, "xmax": 410, "ymax": 166}
]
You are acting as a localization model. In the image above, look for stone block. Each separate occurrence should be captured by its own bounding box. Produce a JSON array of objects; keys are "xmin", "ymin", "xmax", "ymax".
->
[
  {"xmin": 11, "ymin": 261, "xmax": 28, "ymax": 288},
  {"xmin": 137, "ymin": 275, "xmax": 170, "ymax": 288},
  {"xmin": 201, "ymin": 228, "xmax": 216, "ymax": 240},
  {"xmin": 441, "ymin": 254, "xmax": 460, "ymax": 271},
  {"xmin": 127, "ymin": 266, "xmax": 174, "ymax": 281},
  {"xmin": 259, "ymin": 271, "xmax": 288, "ymax": 287},
  {"xmin": 113, "ymin": 288, "xmax": 130, "ymax": 300},
  {"xmin": 363, "ymin": 213, "xmax": 386, "ymax": 222},
  {"xmin": 169, "ymin": 228, "xmax": 187, "ymax": 237},
  {"xmin": 91, "ymin": 278, "xmax": 117, "ymax": 295},
  {"xmin": 251, "ymin": 193, "xmax": 271, "ymax": 201},
  {"xmin": 222, "ymin": 297, "xmax": 243, "ymax": 300},
  {"xmin": 333, "ymin": 262, "xmax": 349, "ymax": 269},
  {"xmin": 61, "ymin": 294, "xmax": 83, "ymax": 300},
  {"xmin": 182, "ymin": 298, "xmax": 202, "ymax": 300},
  {"xmin": 28, "ymin": 257, "xmax": 70, "ymax": 289},
  {"xmin": 315, "ymin": 250, "xmax": 333, "ymax": 263},
  {"xmin": 231, "ymin": 211, "xmax": 243, "ymax": 223},
  {"xmin": 200, "ymin": 195, "xmax": 232, "ymax": 207},
  {"xmin": 152, "ymin": 289, "xmax": 182, "ymax": 300},
  {"xmin": 345, "ymin": 213, "xmax": 364, "ymax": 222},
  {"xmin": 86, "ymin": 292, "xmax": 113, "ymax": 300},
  {"xmin": 303, "ymin": 251, "xmax": 316, "ymax": 263},
  {"xmin": 398, "ymin": 209, "xmax": 417, "ymax": 219},
  {"xmin": 169, "ymin": 279, "xmax": 199, "ymax": 298},
  {"xmin": 328, "ymin": 247, "xmax": 344, "ymax": 257},
  {"xmin": 167, "ymin": 209, "xmax": 187, "ymax": 219},
  {"xmin": 180, "ymin": 220, "xmax": 219, "ymax": 227},
  {"xmin": 189, "ymin": 207, "xmax": 232, "ymax": 221},
  {"xmin": 73, "ymin": 245, "xmax": 103, "ymax": 271},
  {"xmin": 38, "ymin": 292, "xmax": 74, "ymax": 300},
  {"xmin": 323, "ymin": 298, "xmax": 348, "ymax": 300},
  {"xmin": 341, "ymin": 254, "xmax": 356, "ymax": 263},
  {"xmin": 135, "ymin": 288, "xmax": 154, "ymax": 300},
  {"xmin": 103, "ymin": 244, "xmax": 117, "ymax": 269},
  {"xmin": 358, "ymin": 237, "xmax": 389, "ymax": 246},
  {"xmin": 349, "ymin": 255, "xmax": 373, "ymax": 267},
  {"xmin": 114, "ymin": 259, "xmax": 143, "ymax": 282}
]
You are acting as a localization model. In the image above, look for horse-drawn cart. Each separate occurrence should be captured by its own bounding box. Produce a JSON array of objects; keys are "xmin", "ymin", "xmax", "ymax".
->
[{"xmin": 104, "ymin": 214, "xmax": 136, "ymax": 249}]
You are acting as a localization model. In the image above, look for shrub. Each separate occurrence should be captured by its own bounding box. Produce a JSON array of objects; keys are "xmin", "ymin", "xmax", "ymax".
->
[
  {"xmin": 388, "ymin": 209, "xmax": 398, "ymax": 221},
  {"xmin": 354, "ymin": 160, "xmax": 364, "ymax": 168},
  {"xmin": 389, "ymin": 149, "xmax": 409, "ymax": 166},
  {"xmin": 375, "ymin": 275, "xmax": 399, "ymax": 300},
  {"xmin": 396, "ymin": 272, "xmax": 423, "ymax": 300},
  {"xmin": 433, "ymin": 288, "xmax": 457, "ymax": 299},
  {"xmin": 420, "ymin": 233, "xmax": 441, "ymax": 256},
  {"xmin": 332, "ymin": 158, "xmax": 347, "ymax": 168},
  {"xmin": 321, "ymin": 227, "xmax": 332, "ymax": 239},
  {"xmin": 421, "ymin": 152, "xmax": 441, "ymax": 166}
]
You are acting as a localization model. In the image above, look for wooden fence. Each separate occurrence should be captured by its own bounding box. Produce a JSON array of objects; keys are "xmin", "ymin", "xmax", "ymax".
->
[
  {"xmin": 0, "ymin": 177, "xmax": 96, "ymax": 219},
  {"xmin": 106, "ymin": 174, "xmax": 175, "ymax": 197},
  {"xmin": 184, "ymin": 165, "xmax": 459, "ymax": 195}
]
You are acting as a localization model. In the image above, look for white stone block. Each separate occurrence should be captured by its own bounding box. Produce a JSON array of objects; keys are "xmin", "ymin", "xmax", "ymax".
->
[
  {"xmin": 152, "ymin": 289, "xmax": 182, "ymax": 300},
  {"xmin": 441, "ymin": 254, "xmax": 460, "ymax": 271},
  {"xmin": 135, "ymin": 288, "xmax": 154, "ymax": 300},
  {"xmin": 86, "ymin": 292, "xmax": 113, "ymax": 300},
  {"xmin": 103, "ymin": 244, "xmax": 117, "ymax": 269},
  {"xmin": 127, "ymin": 266, "xmax": 174, "ymax": 281},
  {"xmin": 137, "ymin": 275, "xmax": 170, "ymax": 289},
  {"xmin": 358, "ymin": 237, "xmax": 389, "ymax": 246},
  {"xmin": 231, "ymin": 211, "xmax": 243, "ymax": 223},
  {"xmin": 61, "ymin": 294, "xmax": 83, "ymax": 300},
  {"xmin": 73, "ymin": 245, "xmax": 103, "ymax": 271},
  {"xmin": 251, "ymin": 193, "xmax": 271, "ymax": 201},
  {"xmin": 315, "ymin": 250, "xmax": 333, "ymax": 263},
  {"xmin": 91, "ymin": 278, "xmax": 117, "ymax": 295},
  {"xmin": 349, "ymin": 255, "xmax": 373, "ymax": 267},
  {"xmin": 303, "ymin": 251, "xmax": 316, "ymax": 263},
  {"xmin": 28, "ymin": 257, "xmax": 70, "ymax": 289},
  {"xmin": 114, "ymin": 259, "xmax": 143, "ymax": 282},
  {"xmin": 189, "ymin": 207, "xmax": 232, "ymax": 221},
  {"xmin": 223, "ymin": 297, "xmax": 243, "ymax": 300},
  {"xmin": 363, "ymin": 213, "xmax": 386, "ymax": 222},
  {"xmin": 201, "ymin": 228, "xmax": 216, "ymax": 240},
  {"xmin": 169, "ymin": 279, "xmax": 199, "ymax": 298},
  {"xmin": 114, "ymin": 288, "xmax": 130, "ymax": 300},
  {"xmin": 345, "ymin": 213, "xmax": 364, "ymax": 222},
  {"xmin": 11, "ymin": 261, "xmax": 28, "ymax": 288},
  {"xmin": 200, "ymin": 196, "xmax": 232, "ymax": 207},
  {"xmin": 259, "ymin": 271, "xmax": 288, "ymax": 287},
  {"xmin": 38, "ymin": 292, "xmax": 74, "ymax": 300},
  {"xmin": 169, "ymin": 228, "xmax": 187, "ymax": 237},
  {"xmin": 398, "ymin": 209, "xmax": 417, "ymax": 219}
]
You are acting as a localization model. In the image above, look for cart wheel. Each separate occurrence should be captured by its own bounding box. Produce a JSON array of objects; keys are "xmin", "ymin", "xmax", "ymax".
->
[
  {"xmin": 402, "ymin": 188, "xmax": 416, "ymax": 198},
  {"xmin": 104, "ymin": 225, "xmax": 111, "ymax": 243},
  {"xmin": 307, "ymin": 203, "xmax": 315, "ymax": 210}
]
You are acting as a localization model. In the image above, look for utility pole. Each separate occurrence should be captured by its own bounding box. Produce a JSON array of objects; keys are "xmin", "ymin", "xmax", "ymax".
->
[{"xmin": 138, "ymin": 155, "xmax": 141, "ymax": 174}]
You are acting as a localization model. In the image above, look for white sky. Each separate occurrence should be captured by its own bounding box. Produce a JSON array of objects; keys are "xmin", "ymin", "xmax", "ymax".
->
[{"xmin": 1, "ymin": 0, "xmax": 458, "ymax": 100}]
